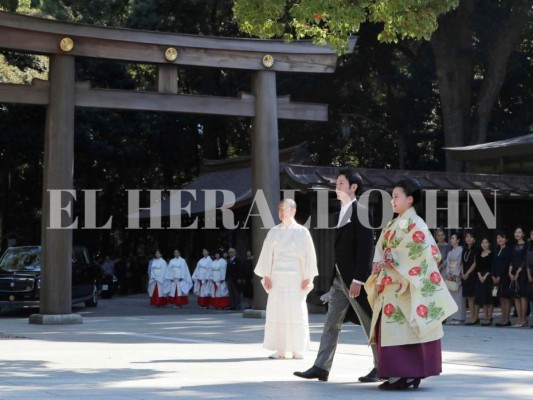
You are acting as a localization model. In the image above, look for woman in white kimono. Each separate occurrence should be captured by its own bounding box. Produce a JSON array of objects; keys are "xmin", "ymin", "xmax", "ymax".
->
[
  {"xmin": 166, "ymin": 249, "xmax": 193, "ymax": 307},
  {"xmin": 445, "ymin": 233, "xmax": 464, "ymax": 324},
  {"xmin": 255, "ymin": 199, "xmax": 318, "ymax": 359},
  {"xmin": 365, "ymin": 178, "xmax": 457, "ymax": 390},
  {"xmin": 211, "ymin": 250, "xmax": 231, "ymax": 309},
  {"xmin": 147, "ymin": 250, "xmax": 169, "ymax": 307},
  {"xmin": 192, "ymin": 249, "xmax": 213, "ymax": 308}
]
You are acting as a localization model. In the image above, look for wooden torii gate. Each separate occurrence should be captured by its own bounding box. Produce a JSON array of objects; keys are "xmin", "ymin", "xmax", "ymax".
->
[{"xmin": 0, "ymin": 11, "xmax": 355, "ymax": 323}]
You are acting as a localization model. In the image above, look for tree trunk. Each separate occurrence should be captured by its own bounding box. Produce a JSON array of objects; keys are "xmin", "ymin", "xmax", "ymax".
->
[
  {"xmin": 431, "ymin": 0, "xmax": 478, "ymax": 172},
  {"xmin": 473, "ymin": 0, "xmax": 531, "ymax": 145}
]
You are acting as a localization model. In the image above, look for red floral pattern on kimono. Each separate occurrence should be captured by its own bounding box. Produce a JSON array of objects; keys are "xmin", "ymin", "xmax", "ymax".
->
[{"xmin": 365, "ymin": 207, "xmax": 458, "ymax": 347}]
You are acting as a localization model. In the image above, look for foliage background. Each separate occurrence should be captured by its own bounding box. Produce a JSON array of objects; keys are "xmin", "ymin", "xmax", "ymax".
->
[{"xmin": 0, "ymin": 0, "xmax": 531, "ymax": 259}]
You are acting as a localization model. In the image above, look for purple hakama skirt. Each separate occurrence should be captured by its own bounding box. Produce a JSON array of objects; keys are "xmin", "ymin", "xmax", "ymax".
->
[{"xmin": 376, "ymin": 317, "xmax": 442, "ymax": 379}]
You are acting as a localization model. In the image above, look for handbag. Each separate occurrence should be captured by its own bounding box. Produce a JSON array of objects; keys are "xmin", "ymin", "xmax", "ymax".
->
[
  {"xmin": 445, "ymin": 279, "xmax": 459, "ymax": 292},
  {"xmin": 491, "ymin": 285, "xmax": 499, "ymax": 297},
  {"xmin": 509, "ymin": 281, "xmax": 520, "ymax": 298}
]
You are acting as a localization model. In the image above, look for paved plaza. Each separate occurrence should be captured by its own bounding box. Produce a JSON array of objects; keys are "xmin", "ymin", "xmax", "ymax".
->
[{"xmin": 1, "ymin": 294, "xmax": 532, "ymax": 399}]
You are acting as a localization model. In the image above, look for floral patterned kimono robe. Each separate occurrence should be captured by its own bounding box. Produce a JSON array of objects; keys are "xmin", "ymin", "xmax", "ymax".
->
[{"xmin": 365, "ymin": 207, "xmax": 457, "ymax": 378}]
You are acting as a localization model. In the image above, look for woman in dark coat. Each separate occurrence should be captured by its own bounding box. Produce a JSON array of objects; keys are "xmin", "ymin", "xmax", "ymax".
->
[
  {"xmin": 475, "ymin": 237, "xmax": 494, "ymax": 326},
  {"xmin": 509, "ymin": 227, "xmax": 528, "ymax": 327},
  {"xmin": 462, "ymin": 230, "xmax": 479, "ymax": 325},
  {"xmin": 493, "ymin": 232, "xmax": 512, "ymax": 327}
]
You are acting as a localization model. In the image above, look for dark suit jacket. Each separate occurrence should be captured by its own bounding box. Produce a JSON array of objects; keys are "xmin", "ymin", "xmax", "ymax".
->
[
  {"xmin": 226, "ymin": 256, "xmax": 243, "ymax": 285},
  {"xmin": 333, "ymin": 200, "xmax": 374, "ymax": 320},
  {"xmin": 334, "ymin": 201, "xmax": 373, "ymax": 286}
]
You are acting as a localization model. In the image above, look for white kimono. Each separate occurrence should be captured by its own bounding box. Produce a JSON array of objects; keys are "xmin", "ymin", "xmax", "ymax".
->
[
  {"xmin": 148, "ymin": 258, "xmax": 169, "ymax": 296},
  {"xmin": 192, "ymin": 256, "xmax": 213, "ymax": 298},
  {"xmin": 166, "ymin": 257, "xmax": 193, "ymax": 297},
  {"xmin": 255, "ymin": 220, "xmax": 318, "ymax": 354},
  {"xmin": 211, "ymin": 258, "xmax": 229, "ymax": 297}
]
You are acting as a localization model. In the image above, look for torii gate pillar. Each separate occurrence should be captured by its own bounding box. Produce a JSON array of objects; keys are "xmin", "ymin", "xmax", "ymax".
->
[
  {"xmin": 251, "ymin": 70, "xmax": 280, "ymax": 310},
  {"xmin": 29, "ymin": 54, "xmax": 81, "ymax": 325}
]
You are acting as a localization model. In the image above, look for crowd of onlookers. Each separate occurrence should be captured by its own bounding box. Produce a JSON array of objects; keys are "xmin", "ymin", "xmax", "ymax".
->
[{"xmin": 436, "ymin": 227, "xmax": 533, "ymax": 327}]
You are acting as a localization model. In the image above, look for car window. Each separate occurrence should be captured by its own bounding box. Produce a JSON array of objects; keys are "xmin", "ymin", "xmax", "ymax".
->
[
  {"xmin": 0, "ymin": 247, "xmax": 41, "ymax": 272},
  {"xmin": 73, "ymin": 247, "xmax": 91, "ymax": 264}
]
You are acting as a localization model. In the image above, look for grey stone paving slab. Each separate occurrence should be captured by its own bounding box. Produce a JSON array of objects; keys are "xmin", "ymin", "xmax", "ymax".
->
[{"xmin": 1, "ymin": 294, "xmax": 532, "ymax": 399}]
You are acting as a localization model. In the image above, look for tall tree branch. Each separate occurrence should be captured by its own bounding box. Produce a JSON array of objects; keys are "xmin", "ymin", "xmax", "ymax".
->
[{"xmin": 472, "ymin": 0, "xmax": 532, "ymax": 144}]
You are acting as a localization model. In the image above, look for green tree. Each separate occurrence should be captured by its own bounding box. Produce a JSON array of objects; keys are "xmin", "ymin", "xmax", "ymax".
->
[
  {"xmin": 431, "ymin": 0, "xmax": 531, "ymax": 171},
  {"xmin": 233, "ymin": 0, "xmax": 460, "ymax": 51},
  {"xmin": 233, "ymin": 0, "xmax": 532, "ymax": 172}
]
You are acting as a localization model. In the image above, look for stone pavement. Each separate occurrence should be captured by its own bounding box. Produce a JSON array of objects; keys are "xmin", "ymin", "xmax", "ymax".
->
[{"xmin": 0, "ymin": 294, "xmax": 532, "ymax": 399}]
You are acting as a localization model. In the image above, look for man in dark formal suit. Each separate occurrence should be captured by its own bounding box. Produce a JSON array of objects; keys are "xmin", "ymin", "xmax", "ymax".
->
[
  {"xmin": 226, "ymin": 248, "xmax": 243, "ymax": 310},
  {"xmin": 294, "ymin": 169, "xmax": 379, "ymax": 383}
]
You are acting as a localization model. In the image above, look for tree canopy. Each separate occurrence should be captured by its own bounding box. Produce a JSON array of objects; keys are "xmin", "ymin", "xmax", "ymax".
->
[
  {"xmin": 233, "ymin": 0, "xmax": 460, "ymax": 52},
  {"xmin": 234, "ymin": 0, "xmax": 532, "ymax": 171}
]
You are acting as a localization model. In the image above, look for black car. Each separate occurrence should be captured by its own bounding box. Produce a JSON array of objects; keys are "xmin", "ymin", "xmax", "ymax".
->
[{"xmin": 0, "ymin": 245, "xmax": 101, "ymax": 309}]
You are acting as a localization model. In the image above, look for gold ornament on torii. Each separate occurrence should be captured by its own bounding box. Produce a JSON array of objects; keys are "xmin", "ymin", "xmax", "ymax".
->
[{"xmin": 59, "ymin": 37, "xmax": 74, "ymax": 52}]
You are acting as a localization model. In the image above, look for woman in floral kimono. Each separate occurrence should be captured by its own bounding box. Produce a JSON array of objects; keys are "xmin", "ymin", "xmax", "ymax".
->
[{"xmin": 365, "ymin": 178, "xmax": 457, "ymax": 391}]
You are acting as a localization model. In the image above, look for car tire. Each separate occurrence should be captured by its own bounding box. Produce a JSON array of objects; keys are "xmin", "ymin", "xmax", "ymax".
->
[{"xmin": 84, "ymin": 284, "xmax": 99, "ymax": 307}]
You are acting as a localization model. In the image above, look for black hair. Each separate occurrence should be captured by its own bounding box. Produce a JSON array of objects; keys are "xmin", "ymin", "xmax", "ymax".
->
[
  {"xmin": 394, "ymin": 178, "xmax": 422, "ymax": 206},
  {"xmin": 513, "ymin": 226, "xmax": 524, "ymax": 235},
  {"xmin": 464, "ymin": 229, "xmax": 476, "ymax": 249},
  {"xmin": 450, "ymin": 231, "xmax": 462, "ymax": 243},
  {"xmin": 479, "ymin": 237, "xmax": 491, "ymax": 246},
  {"xmin": 464, "ymin": 229, "xmax": 476, "ymax": 239},
  {"xmin": 495, "ymin": 230, "xmax": 507, "ymax": 239},
  {"xmin": 337, "ymin": 169, "xmax": 363, "ymax": 196}
]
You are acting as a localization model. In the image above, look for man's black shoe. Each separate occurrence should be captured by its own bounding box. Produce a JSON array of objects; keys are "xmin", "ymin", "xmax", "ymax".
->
[
  {"xmin": 293, "ymin": 366, "xmax": 329, "ymax": 382},
  {"xmin": 358, "ymin": 367, "xmax": 381, "ymax": 383}
]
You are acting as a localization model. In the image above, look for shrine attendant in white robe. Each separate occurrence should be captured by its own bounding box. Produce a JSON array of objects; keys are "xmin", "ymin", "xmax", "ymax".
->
[
  {"xmin": 166, "ymin": 250, "xmax": 193, "ymax": 307},
  {"xmin": 255, "ymin": 199, "xmax": 319, "ymax": 359},
  {"xmin": 192, "ymin": 249, "xmax": 213, "ymax": 308},
  {"xmin": 211, "ymin": 250, "xmax": 231, "ymax": 309},
  {"xmin": 148, "ymin": 250, "xmax": 169, "ymax": 307}
]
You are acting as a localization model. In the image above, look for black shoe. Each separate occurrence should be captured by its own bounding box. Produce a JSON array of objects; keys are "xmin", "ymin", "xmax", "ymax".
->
[
  {"xmin": 495, "ymin": 321, "xmax": 511, "ymax": 327},
  {"xmin": 358, "ymin": 367, "xmax": 381, "ymax": 383},
  {"xmin": 465, "ymin": 319, "xmax": 480, "ymax": 326},
  {"xmin": 293, "ymin": 366, "xmax": 329, "ymax": 382},
  {"xmin": 379, "ymin": 378, "xmax": 408, "ymax": 390},
  {"xmin": 378, "ymin": 378, "xmax": 421, "ymax": 390}
]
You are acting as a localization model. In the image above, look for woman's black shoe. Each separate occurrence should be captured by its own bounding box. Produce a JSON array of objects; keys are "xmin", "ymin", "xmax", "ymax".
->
[
  {"xmin": 465, "ymin": 319, "xmax": 480, "ymax": 326},
  {"xmin": 378, "ymin": 378, "xmax": 408, "ymax": 390},
  {"xmin": 495, "ymin": 321, "xmax": 511, "ymax": 327},
  {"xmin": 407, "ymin": 378, "xmax": 421, "ymax": 389},
  {"xmin": 379, "ymin": 378, "xmax": 421, "ymax": 390}
]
